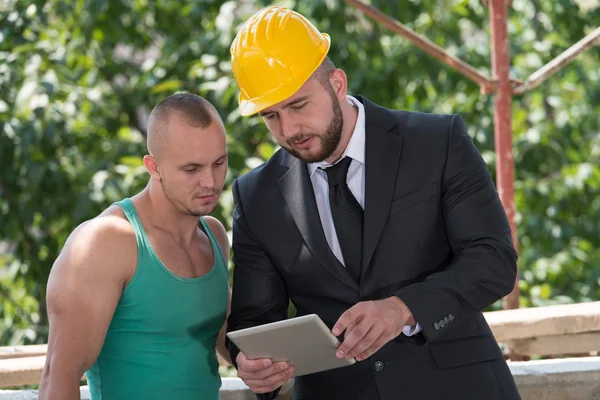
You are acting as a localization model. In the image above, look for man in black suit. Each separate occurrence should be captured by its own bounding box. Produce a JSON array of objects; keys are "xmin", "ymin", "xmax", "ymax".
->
[{"xmin": 226, "ymin": 6, "xmax": 521, "ymax": 400}]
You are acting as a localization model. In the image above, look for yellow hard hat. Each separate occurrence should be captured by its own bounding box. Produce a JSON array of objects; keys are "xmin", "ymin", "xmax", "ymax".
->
[{"xmin": 230, "ymin": 6, "xmax": 331, "ymax": 116}]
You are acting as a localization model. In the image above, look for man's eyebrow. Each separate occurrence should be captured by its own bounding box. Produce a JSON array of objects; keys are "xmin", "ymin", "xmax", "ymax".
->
[
  {"xmin": 179, "ymin": 162, "xmax": 202, "ymax": 168},
  {"xmin": 282, "ymin": 96, "xmax": 310, "ymax": 109},
  {"xmin": 179, "ymin": 154, "xmax": 227, "ymax": 168},
  {"xmin": 258, "ymin": 96, "xmax": 310, "ymax": 116}
]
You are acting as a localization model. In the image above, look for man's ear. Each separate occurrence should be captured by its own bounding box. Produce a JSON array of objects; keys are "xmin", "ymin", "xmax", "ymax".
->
[
  {"xmin": 143, "ymin": 155, "xmax": 162, "ymax": 181},
  {"xmin": 330, "ymin": 69, "xmax": 348, "ymax": 103}
]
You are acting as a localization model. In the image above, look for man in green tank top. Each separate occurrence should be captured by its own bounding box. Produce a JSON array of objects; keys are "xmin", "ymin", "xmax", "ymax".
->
[{"xmin": 39, "ymin": 93, "xmax": 232, "ymax": 400}]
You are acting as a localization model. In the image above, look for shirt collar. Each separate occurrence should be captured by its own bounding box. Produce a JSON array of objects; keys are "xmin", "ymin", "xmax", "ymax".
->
[{"xmin": 308, "ymin": 95, "xmax": 366, "ymax": 177}]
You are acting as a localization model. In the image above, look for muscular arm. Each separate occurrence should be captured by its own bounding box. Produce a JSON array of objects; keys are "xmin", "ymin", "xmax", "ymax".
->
[
  {"xmin": 216, "ymin": 291, "xmax": 233, "ymax": 365},
  {"xmin": 38, "ymin": 215, "xmax": 135, "ymax": 400},
  {"xmin": 204, "ymin": 216, "xmax": 233, "ymax": 365},
  {"xmin": 395, "ymin": 114, "xmax": 518, "ymax": 342}
]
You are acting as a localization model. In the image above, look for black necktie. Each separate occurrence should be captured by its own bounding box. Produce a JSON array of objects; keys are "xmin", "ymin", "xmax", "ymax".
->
[{"xmin": 323, "ymin": 157, "xmax": 363, "ymax": 283}]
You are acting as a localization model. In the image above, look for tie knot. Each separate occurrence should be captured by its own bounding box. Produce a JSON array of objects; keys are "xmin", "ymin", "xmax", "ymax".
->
[{"xmin": 323, "ymin": 157, "xmax": 352, "ymax": 188}]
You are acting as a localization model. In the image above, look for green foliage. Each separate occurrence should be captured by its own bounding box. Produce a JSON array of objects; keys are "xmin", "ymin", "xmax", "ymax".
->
[{"xmin": 0, "ymin": 0, "xmax": 598, "ymax": 346}]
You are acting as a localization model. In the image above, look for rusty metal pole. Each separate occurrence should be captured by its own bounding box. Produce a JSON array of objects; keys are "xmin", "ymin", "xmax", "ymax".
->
[
  {"xmin": 344, "ymin": 0, "xmax": 496, "ymax": 92},
  {"xmin": 489, "ymin": 0, "xmax": 520, "ymax": 311},
  {"xmin": 513, "ymin": 26, "xmax": 600, "ymax": 94}
]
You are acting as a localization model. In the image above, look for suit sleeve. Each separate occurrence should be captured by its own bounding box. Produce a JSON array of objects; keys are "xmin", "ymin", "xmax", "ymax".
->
[
  {"xmin": 394, "ymin": 114, "xmax": 518, "ymax": 342},
  {"xmin": 226, "ymin": 178, "xmax": 289, "ymax": 400}
]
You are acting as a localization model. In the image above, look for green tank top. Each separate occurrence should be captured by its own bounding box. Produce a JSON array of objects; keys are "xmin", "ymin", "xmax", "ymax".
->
[{"xmin": 85, "ymin": 198, "xmax": 229, "ymax": 400}]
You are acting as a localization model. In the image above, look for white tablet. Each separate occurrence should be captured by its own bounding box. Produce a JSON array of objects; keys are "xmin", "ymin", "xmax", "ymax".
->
[{"xmin": 226, "ymin": 314, "xmax": 356, "ymax": 377}]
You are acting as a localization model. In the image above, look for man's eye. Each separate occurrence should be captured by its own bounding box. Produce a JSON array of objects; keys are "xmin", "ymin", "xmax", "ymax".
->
[
  {"xmin": 184, "ymin": 167, "xmax": 197, "ymax": 173},
  {"xmin": 291, "ymin": 103, "xmax": 306, "ymax": 110}
]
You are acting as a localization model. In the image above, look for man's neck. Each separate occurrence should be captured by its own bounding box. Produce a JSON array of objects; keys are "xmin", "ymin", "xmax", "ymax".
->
[
  {"xmin": 135, "ymin": 182, "xmax": 201, "ymax": 246},
  {"xmin": 324, "ymin": 99, "xmax": 359, "ymax": 164}
]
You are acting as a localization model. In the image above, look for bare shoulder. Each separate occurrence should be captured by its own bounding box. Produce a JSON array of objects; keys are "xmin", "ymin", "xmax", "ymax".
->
[
  {"xmin": 50, "ymin": 204, "xmax": 137, "ymax": 285},
  {"xmin": 203, "ymin": 216, "xmax": 230, "ymax": 260},
  {"xmin": 44, "ymin": 204, "xmax": 138, "ymax": 367},
  {"xmin": 64, "ymin": 204, "xmax": 135, "ymax": 260}
]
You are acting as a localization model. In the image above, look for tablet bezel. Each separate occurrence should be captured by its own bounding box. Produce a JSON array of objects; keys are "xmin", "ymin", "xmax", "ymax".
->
[{"xmin": 226, "ymin": 314, "xmax": 356, "ymax": 377}]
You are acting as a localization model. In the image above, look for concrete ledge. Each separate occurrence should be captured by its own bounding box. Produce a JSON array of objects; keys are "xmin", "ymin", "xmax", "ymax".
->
[
  {"xmin": 1, "ymin": 357, "xmax": 598, "ymax": 400},
  {"xmin": 509, "ymin": 357, "xmax": 600, "ymax": 400},
  {"xmin": 507, "ymin": 331, "xmax": 600, "ymax": 356},
  {"xmin": 0, "ymin": 387, "xmax": 89, "ymax": 400},
  {"xmin": 0, "ymin": 357, "xmax": 46, "ymax": 389},
  {"xmin": 484, "ymin": 301, "xmax": 600, "ymax": 342},
  {"xmin": 0, "ymin": 378, "xmax": 291, "ymax": 400},
  {"xmin": 0, "ymin": 346, "xmax": 47, "ymax": 361}
]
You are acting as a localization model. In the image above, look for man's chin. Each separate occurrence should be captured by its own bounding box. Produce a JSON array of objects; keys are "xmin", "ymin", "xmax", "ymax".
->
[
  {"xmin": 188, "ymin": 209, "xmax": 211, "ymax": 217},
  {"xmin": 289, "ymin": 147, "xmax": 328, "ymax": 164},
  {"xmin": 186, "ymin": 204, "xmax": 217, "ymax": 217}
]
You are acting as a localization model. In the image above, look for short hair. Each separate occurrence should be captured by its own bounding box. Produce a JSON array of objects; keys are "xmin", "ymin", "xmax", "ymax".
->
[
  {"xmin": 312, "ymin": 57, "xmax": 336, "ymax": 89},
  {"xmin": 146, "ymin": 93, "xmax": 219, "ymax": 158}
]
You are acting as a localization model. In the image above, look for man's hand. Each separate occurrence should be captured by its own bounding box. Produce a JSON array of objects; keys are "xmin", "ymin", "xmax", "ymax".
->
[
  {"xmin": 332, "ymin": 297, "xmax": 416, "ymax": 362},
  {"xmin": 236, "ymin": 352, "xmax": 295, "ymax": 394}
]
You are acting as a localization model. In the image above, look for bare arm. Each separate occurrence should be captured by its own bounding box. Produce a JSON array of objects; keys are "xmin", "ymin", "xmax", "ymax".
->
[
  {"xmin": 38, "ymin": 215, "xmax": 136, "ymax": 400},
  {"xmin": 204, "ymin": 216, "xmax": 232, "ymax": 365},
  {"xmin": 216, "ymin": 290, "xmax": 233, "ymax": 365}
]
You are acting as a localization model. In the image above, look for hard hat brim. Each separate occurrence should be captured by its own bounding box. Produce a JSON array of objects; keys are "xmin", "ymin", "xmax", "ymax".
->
[{"xmin": 238, "ymin": 33, "xmax": 331, "ymax": 117}]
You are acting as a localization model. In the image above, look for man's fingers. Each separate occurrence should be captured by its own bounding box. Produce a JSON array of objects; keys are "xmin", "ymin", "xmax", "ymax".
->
[
  {"xmin": 336, "ymin": 318, "xmax": 371, "ymax": 359},
  {"xmin": 238, "ymin": 360, "xmax": 290, "ymax": 380},
  {"xmin": 237, "ymin": 352, "xmax": 273, "ymax": 372},
  {"xmin": 344, "ymin": 325, "xmax": 382, "ymax": 360},
  {"xmin": 237, "ymin": 353, "xmax": 289, "ymax": 376},
  {"xmin": 332, "ymin": 305, "xmax": 363, "ymax": 336},
  {"xmin": 244, "ymin": 366, "xmax": 295, "ymax": 393},
  {"xmin": 355, "ymin": 336, "xmax": 388, "ymax": 362}
]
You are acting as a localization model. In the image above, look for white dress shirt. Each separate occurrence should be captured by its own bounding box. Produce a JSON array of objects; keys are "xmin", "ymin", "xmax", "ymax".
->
[{"xmin": 307, "ymin": 96, "xmax": 421, "ymax": 336}]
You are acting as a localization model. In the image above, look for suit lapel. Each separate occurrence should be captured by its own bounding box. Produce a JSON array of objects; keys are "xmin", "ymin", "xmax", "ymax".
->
[
  {"xmin": 278, "ymin": 153, "xmax": 358, "ymax": 291},
  {"xmin": 360, "ymin": 98, "xmax": 403, "ymax": 278}
]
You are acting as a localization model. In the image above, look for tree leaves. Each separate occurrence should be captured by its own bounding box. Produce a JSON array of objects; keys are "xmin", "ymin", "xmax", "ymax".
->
[{"xmin": 0, "ymin": 0, "xmax": 598, "ymax": 344}]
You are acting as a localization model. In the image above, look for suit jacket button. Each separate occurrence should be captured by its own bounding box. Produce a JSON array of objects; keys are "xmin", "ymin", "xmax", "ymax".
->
[
  {"xmin": 439, "ymin": 320, "xmax": 445, "ymax": 327},
  {"xmin": 433, "ymin": 322, "xmax": 440, "ymax": 330},
  {"xmin": 449, "ymin": 313, "xmax": 454, "ymax": 321},
  {"xmin": 443, "ymin": 316, "xmax": 449, "ymax": 324},
  {"xmin": 374, "ymin": 361, "xmax": 384, "ymax": 372}
]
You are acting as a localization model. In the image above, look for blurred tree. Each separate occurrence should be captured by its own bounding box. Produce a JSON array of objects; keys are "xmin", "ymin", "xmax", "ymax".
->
[{"xmin": 0, "ymin": 0, "xmax": 598, "ymax": 346}]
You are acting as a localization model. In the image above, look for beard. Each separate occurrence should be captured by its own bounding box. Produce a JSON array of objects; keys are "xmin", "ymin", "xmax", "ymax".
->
[
  {"xmin": 284, "ymin": 85, "xmax": 343, "ymax": 163},
  {"xmin": 160, "ymin": 178, "xmax": 220, "ymax": 217}
]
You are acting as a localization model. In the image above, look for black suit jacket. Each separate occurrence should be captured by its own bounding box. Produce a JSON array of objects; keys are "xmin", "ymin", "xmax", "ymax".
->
[{"xmin": 226, "ymin": 96, "xmax": 521, "ymax": 400}]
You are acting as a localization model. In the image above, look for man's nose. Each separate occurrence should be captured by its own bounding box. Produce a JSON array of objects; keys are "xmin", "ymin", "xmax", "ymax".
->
[
  {"xmin": 198, "ymin": 168, "xmax": 215, "ymax": 189},
  {"xmin": 279, "ymin": 113, "xmax": 299, "ymax": 139}
]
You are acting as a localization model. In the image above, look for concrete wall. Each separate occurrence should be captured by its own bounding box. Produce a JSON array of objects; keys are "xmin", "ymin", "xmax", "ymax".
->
[
  {"xmin": 510, "ymin": 357, "xmax": 600, "ymax": 400},
  {"xmin": 1, "ymin": 357, "xmax": 598, "ymax": 400}
]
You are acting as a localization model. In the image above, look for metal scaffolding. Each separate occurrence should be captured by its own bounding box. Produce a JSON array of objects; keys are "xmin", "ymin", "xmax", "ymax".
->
[{"xmin": 345, "ymin": 0, "xmax": 600, "ymax": 315}]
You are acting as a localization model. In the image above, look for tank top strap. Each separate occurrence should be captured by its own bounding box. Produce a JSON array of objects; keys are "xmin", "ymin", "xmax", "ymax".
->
[
  {"xmin": 198, "ymin": 217, "xmax": 227, "ymax": 272},
  {"xmin": 113, "ymin": 198, "xmax": 148, "ymax": 249}
]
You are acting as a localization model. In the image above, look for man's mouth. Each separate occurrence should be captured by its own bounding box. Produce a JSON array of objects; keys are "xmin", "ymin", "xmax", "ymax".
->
[{"xmin": 293, "ymin": 136, "xmax": 314, "ymax": 149}]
